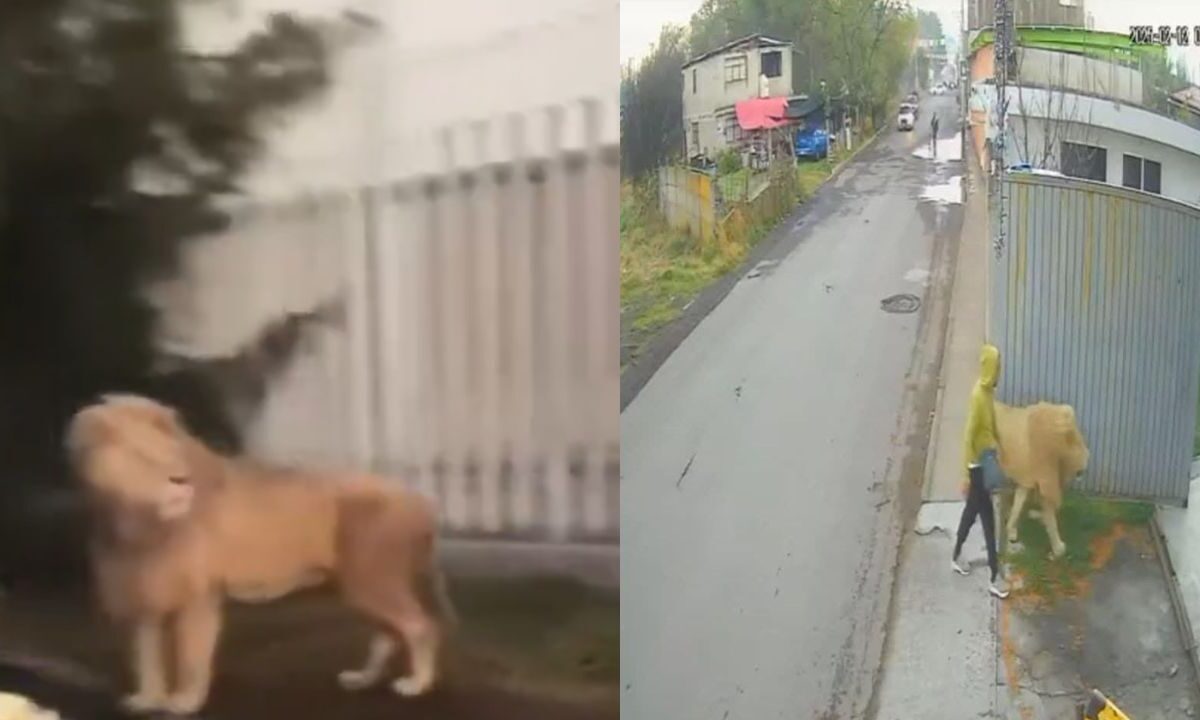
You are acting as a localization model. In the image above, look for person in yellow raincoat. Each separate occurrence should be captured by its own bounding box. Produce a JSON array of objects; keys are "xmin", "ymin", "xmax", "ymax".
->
[{"xmin": 951, "ymin": 344, "xmax": 1010, "ymax": 599}]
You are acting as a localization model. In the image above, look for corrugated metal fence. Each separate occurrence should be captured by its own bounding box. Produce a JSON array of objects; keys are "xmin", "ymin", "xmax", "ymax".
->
[
  {"xmin": 155, "ymin": 103, "xmax": 619, "ymax": 543},
  {"xmin": 989, "ymin": 173, "xmax": 1200, "ymax": 502}
]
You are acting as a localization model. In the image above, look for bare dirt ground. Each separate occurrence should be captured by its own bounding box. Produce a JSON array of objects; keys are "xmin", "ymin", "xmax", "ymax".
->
[{"xmin": 0, "ymin": 575, "xmax": 618, "ymax": 720}]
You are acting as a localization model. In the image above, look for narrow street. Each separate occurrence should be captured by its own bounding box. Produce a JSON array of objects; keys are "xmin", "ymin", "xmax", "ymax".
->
[{"xmin": 620, "ymin": 94, "xmax": 964, "ymax": 719}]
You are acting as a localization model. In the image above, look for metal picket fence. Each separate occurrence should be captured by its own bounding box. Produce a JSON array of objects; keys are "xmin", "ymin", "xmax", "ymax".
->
[{"xmin": 155, "ymin": 101, "xmax": 619, "ymax": 543}]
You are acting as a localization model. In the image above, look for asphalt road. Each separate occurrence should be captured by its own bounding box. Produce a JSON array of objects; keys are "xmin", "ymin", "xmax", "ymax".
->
[{"xmin": 620, "ymin": 94, "xmax": 965, "ymax": 720}]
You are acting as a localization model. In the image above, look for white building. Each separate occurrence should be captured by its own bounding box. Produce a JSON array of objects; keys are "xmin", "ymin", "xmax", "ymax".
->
[{"xmin": 969, "ymin": 29, "xmax": 1200, "ymax": 208}]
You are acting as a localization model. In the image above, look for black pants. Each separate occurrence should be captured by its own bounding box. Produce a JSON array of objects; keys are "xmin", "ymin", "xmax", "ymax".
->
[{"xmin": 953, "ymin": 465, "xmax": 999, "ymax": 580}]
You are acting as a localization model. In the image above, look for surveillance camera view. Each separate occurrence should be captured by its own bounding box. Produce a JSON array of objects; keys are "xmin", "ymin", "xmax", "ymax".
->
[
  {"xmin": 621, "ymin": 0, "xmax": 1200, "ymax": 718},
  {"xmin": 0, "ymin": 1, "xmax": 618, "ymax": 719}
]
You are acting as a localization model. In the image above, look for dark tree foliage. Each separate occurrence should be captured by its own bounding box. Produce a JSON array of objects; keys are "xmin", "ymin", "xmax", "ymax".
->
[
  {"xmin": 916, "ymin": 9, "xmax": 943, "ymax": 41},
  {"xmin": 0, "ymin": 0, "xmax": 332, "ymax": 585},
  {"xmin": 620, "ymin": 25, "xmax": 689, "ymax": 179}
]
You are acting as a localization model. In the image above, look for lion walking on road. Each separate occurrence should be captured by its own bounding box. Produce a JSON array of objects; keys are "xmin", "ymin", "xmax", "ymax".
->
[{"xmin": 66, "ymin": 394, "xmax": 453, "ymax": 716}]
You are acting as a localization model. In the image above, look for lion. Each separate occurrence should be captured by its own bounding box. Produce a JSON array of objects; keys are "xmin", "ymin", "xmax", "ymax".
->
[
  {"xmin": 65, "ymin": 394, "xmax": 454, "ymax": 716},
  {"xmin": 994, "ymin": 401, "xmax": 1090, "ymax": 558}
]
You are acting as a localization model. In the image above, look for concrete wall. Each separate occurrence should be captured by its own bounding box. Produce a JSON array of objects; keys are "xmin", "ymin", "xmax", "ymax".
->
[
  {"xmin": 178, "ymin": 0, "xmax": 619, "ymax": 194},
  {"xmin": 658, "ymin": 166, "xmax": 717, "ymax": 242},
  {"xmin": 682, "ymin": 42, "xmax": 794, "ymax": 158},
  {"xmin": 970, "ymin": 44, "xmax": 994, "ymax": 85},
  {"xmin": 1016, "ymin": 47, "xmax": 1144, "ymax": 106},
  {"xmin": 967, "ymin": 0, "xmax": 1086, "ymax": 31}
]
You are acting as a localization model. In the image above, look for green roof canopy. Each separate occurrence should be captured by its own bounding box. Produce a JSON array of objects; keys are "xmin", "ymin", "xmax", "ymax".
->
[{"xmin": 970, "ymin": 26, "xmax": 1166, "ymax": 65}]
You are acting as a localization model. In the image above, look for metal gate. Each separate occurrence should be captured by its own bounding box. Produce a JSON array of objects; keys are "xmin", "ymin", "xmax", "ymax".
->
[{"xmin": 989, "ymin": 173, "xmax": 1200, "ymax": 502}]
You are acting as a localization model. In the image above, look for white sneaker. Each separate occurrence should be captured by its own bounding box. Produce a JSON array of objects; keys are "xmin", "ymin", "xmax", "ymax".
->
[
  {"xmin": 951, "ymin": 557, "xmax": 971, "ymax": 576},
  {"xmin": 989, "ymin": 578, "xmax": 1010, "ymax": 599}
]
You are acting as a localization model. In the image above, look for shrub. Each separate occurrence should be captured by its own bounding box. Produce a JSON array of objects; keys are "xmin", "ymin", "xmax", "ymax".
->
[{"xmin": 716, "ymin": 149, "xmax": 743, "ymax": 176}]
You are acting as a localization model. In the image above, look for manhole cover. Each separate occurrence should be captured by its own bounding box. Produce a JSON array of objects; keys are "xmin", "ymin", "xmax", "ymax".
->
[{"xmin": 881, "ymin": 293, "xmax": 921, "ymax": 314}]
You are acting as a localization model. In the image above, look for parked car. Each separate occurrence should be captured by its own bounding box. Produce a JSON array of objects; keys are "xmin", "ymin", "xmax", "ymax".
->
[
  {"xmin": 904, "ymin": 92, "xmax": 919, "ymax": 105},
  {"xmin": 897, "ymin": 103, "xmax": 917, "ymax": 131},
  {"xmin": 793, "ymin": 125, "xmax": 829, "ymax": 160}
]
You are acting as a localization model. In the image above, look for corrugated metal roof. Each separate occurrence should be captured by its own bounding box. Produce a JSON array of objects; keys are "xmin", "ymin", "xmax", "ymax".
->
[{"xmin": 682, "ymin": 33, "xmax": 791, "ymax": 70}]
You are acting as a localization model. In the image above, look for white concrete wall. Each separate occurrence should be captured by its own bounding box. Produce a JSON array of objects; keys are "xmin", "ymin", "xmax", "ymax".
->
[
  {"xmin": 1016, "ymin": 47, "xmax": 1144, "ymax": 107},
  {"xmin": 177, "ymin": 0, "xmax": 619, "ymax": 192}
]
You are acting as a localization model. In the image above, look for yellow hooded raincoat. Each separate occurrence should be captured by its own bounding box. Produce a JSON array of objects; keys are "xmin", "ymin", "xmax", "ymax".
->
[{"xmin": 962, "ymin": 344, "xmax": 1000, "ymax": 492}]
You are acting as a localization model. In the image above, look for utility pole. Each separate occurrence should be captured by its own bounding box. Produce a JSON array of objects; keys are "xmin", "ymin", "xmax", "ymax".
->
[{"xmin": 992, "ymin": 0, "xmax": 1011, "ymax": 259}]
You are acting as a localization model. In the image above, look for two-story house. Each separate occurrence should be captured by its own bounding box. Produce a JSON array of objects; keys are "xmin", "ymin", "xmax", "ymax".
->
[{"xmin": 681, "ymin": 34, "xmax": 805, "ymax": 161}]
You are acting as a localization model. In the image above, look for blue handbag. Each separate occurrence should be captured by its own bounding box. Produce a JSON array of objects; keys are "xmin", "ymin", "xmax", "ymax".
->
[{"xmin": 978, "ymin": 448, "xmax": 1004, "ymax": 493}]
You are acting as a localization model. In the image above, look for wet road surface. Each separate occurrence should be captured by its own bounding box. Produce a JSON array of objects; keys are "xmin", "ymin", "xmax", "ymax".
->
[{"xmin": 620, "ymin": 94, "xmax": 964, "ymax": 719}]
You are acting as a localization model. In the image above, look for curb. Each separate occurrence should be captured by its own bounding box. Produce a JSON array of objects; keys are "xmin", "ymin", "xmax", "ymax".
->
[
  {"xmin": 827, "ymin": 126, "xmax": 884, "ymax": 184},
  {"xmin": 441, "ymin": 538, "xmax": 618, "ymax": 590},
  {"xmin": 916, "ymin": 132, "xmax": 980, "ymax": 503},
  {"xmin": 1149, "ymin": 509, "xmax": 1200, "ymax": 694},
  {"xmin": 921, "ymin": 383, "xmax": 945, "ymax": 499}
]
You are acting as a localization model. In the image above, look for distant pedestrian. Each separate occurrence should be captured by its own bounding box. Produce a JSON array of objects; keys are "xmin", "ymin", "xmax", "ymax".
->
[
  {"xmin": 930, "ymin": 113, "xmax": 939, "ymax": 157},
  {"xmin": 951, "ymin": 343, "xmax": 1010, "ymax": 599}
]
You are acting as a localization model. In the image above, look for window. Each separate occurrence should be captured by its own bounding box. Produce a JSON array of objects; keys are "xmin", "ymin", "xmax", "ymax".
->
[
  {"xmin": 690, "ymin": 121, "xmax": 700, "ymax": 153},
  {"xmin": 1061, "ymin": 141, "xmax": 1107, "ymax": 182},
  {"xmin": 723, "ymin": 118, "xmax": 744, "ymax": 143},
  {"xmin": 724, "ymin": 54, "xmax": 748, "ymax": 84},
  {"xmin": 1145, "ymin": 159, "xmax": 1162, "ymax": 193},
  {"xmin": 1121, "ymin": 154, "xmax": 1141, "ymax": 189},
  {"xmin": 761, "ymin": 50, "xmax": 782, "ymax": 78},
  {"xmin": 1123, "ymin": 153, "xmax": 1161, "ymax": 194},
  {"xmin": 692, "ymin": 68, "xmax": 697, "ymax": 94}
]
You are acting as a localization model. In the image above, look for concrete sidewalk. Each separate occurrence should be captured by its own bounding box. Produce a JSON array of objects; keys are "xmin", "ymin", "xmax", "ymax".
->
[
  {"xmin": 1158, "ymin": 477, "xmax": 1200, "ymax": 688},
  {"xmin": 874, "ymin": 154, "xmax": 1001, "ymax": 719},
  {"xmin": 922, "ymin": 168, "xmax": 987, "ymax": 502}
]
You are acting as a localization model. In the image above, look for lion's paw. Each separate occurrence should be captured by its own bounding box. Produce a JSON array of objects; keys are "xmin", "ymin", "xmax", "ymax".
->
[
  {"xmin": 120, "ymin": 692, "xmax": 164, "ymax": 714},
  {"xmin": 338, "ymin": 669, "xmax": 380, "ymax": 692},
  {"xmin": 391, "ymin": 676, "xmax": 432, "ymax": 698},
  {"xmin": 161, "ymin": 691, "xmax": 205, "ymax": 716}
]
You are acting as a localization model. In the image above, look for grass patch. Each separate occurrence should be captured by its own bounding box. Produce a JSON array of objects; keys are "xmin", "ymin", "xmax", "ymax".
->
[
  {"xmin": 620, "ymin": 182, "xmax": 741, "ymax": 347},
  {"xmin": 796, "ymin": 157, "xmax": 834, "ymax": 199},
  {"xmin": 620, "ymin": 144, "xmax": 861, "ymax": 359},
  {"xmin": 1004, "ymin": 490, "xmax": 1154, "ymax": 601}
]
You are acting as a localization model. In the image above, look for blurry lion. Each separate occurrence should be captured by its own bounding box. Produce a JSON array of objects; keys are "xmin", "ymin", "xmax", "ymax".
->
[
  {"xmin": 994, "ymin": 401, "xmax": 1090, "ymax": 558},
  {"xmin": 65, "ymin": 394, "xmax": 453, "ymax": 716}
]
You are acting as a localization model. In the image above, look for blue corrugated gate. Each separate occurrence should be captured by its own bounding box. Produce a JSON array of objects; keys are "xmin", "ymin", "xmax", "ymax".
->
[{"xmin": 989, "ymin": 173, "xmax": 1200, "ymax": 503}]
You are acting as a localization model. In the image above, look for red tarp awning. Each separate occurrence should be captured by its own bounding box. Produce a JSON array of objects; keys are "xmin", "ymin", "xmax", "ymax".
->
[{"xmin": 735, "ymin": 97, "xmax": 789, "ymax": 130}]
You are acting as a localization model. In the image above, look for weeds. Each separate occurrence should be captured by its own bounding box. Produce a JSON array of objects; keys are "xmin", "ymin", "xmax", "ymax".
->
[{"xmin": 1003, "ymin": 490, "xmax": 1153, "ymax": 601}]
